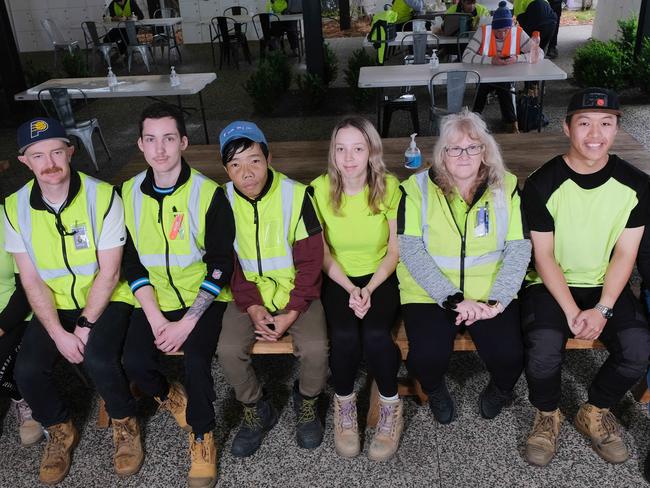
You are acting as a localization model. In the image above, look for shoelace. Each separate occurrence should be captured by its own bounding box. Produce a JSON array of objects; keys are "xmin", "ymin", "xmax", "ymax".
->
[
  {"xmin": 531, "ymin": 413, "xmax": 557, "ymax": 441},
  {"xmin": 297, "ymin": 398, "xmax": 317, "ymax": 425},
  {"xmin": 376, "ymin": 404, "xmax": 396, "ymax": 436},
  {"xmin": 597, "ymin": 410, "xmax": 620, "ymax": 439},
  {"xmin": 43, "ymin": 428, "xmax": 66, "ymax": 465},
  {"xmin": 114, "ymin": 421, "xmax": 136, "ymax": 450},
  {"xmin": 242, "ymin": 406, "xmax": 263, "ymax": 430},
  {"xmin": 337, "ymin": 400, "xmax": 357, "ymax": 431},
  {"xmin": 161, "ymin": 388, "xmax": 183, "ymax": 414},
  {"xmin": 190, "ymin": 437, "xmax": 211, "ymax": 463},
  {"xmin": 14, "ymin": 400, "xmax": 33, "ymax": 424}
]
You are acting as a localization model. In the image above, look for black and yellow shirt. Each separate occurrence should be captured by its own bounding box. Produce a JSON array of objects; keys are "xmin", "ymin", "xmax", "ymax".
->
[{"xmin": 522, "ymin": 154, "xmax": 648, "ymax": 287}]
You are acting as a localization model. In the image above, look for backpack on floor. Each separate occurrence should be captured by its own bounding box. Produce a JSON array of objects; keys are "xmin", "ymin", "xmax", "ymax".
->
[{"xmin": 517, "ymin": 94, "xmax": 549, "ymax": 132}]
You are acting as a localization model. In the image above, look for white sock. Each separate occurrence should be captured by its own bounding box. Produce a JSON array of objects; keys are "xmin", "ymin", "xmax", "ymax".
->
[
  {"xmin": 335, "ymin": 392, "xmax": 355, "ymax": 401},
  {"xmin": 379, "ymin": 393, "xmax": 399, "ymax": 402}
]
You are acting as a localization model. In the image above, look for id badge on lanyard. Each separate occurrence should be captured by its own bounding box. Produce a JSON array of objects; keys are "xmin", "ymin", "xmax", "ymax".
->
[
  {"xmin": 71, "ymin": 222, "xmax": 90, "ymax": 250},
  {"xmin": 474, "ymin": 202, "xmax": 489, "ymax": 238}
]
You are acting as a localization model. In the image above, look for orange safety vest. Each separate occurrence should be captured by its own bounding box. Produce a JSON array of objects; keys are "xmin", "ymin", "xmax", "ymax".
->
[{"xmin": 478, "ymin": 25, "xmax": 522, "ymax": 57}]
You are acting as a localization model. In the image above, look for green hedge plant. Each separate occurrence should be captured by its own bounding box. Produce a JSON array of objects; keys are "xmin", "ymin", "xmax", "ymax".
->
[
  {"xmin": 244, "ymin": 51, "xmax": 293, "ymax": 114},
  {"xmin": 344, "ymin": 48, "xmax": 376, "ymax": 109}
]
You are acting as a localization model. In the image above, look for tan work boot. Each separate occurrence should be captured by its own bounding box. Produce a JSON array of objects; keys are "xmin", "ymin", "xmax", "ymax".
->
[
  {"xmin": 39, "ymin": 419, "xmax": 79, "ymax": 485},
  {"xmin": 155, "ymin": 382, "xmax": 190, "ymax": 432},
  {"xmin": 368, "ymin": 397, "xmax": 404, "ymax": 462},
  {"xmin": 188, "ymin": 431, "xmax": 217, "ymax": 488},
  {"xmin": 12, "ymin": 398, "xmax": 43, "ymax": 446},
  {"xmin": 333, "ymin": 393, "xmax": 360, "ymax": 458},
  {"xmin": 525, "ymin": 408, "xmax": 563, "ymax": 467},
  {"xmin": 574, "ymin": 403, "xmax": 629, "ymax": 463},
  {"xmin": 112, "ymin": 416, "xmax": 144, "ymax": 476}
]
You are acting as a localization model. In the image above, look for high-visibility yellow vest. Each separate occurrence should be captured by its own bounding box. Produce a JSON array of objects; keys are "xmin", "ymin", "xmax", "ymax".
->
[
  {"xmin": 122, "ymin": 168, "xmax": 231, "ymax": 312},
  {"xmin": 446, "ymin": 3, "xmax": 491, "ymax": 29},
  {"xmin": 5, "ymin": 172, "xmax": 133, "ymax": 310},
  {"xmin": 0, "ymin": 204, "xmax": 18, "ymax": 312},
  {"xmin": 397, "ymin": 170, "xmax": 522, "ymax": 303},
  {"xmin": 112, "ymin": 0, "xmax": 133, "ymax": 17},
  {"xmin": 224, "ymin": 168, "xmax": 310, "ymax": 312},
  {"xmin": 267, "ymin": 0, "xmax": 288, "ymax": 14}
]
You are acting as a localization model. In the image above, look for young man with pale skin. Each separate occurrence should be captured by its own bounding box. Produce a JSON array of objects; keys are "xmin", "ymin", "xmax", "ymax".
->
[
  {"xmin": 521, "ymin": 88, "xmax": 650, "ymax": 467},
  {"xmin": 216, "ymin": 121, "xmax": 328, "ymax": 458},
  {"xmin": 6, "ymin": 117, "xmax": 138, "ymax": 484},
  {"xmin": 120, "ymin": 103, "xmax": 234, "ymax": 488}
]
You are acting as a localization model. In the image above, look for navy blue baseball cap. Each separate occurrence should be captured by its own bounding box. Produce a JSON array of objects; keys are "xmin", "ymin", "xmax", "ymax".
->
[
  {"xmin": 219, "ymin": 121, "xmax": 268, "ymax": 161},
  {"xmin": 17, "ymin": 117, "xmax": 70, "ymax": 154}
]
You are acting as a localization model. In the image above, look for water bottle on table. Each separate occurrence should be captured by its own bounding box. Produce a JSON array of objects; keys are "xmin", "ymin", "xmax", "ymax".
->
[
  {"xmin": 404, "ymin": 133, "xmax": 422, "ymax": 169},
  {"xmin": 107, "ymin": 67, "xmax": 118, "ymax": 89},
  {"xmin": 529, "ymin": 31, "xmax": 540, "ymax": 64}
]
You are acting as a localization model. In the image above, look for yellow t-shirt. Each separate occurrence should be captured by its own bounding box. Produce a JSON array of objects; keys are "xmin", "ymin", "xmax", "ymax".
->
[{"xmin": 311, "ymin": 173, "xmax": 400, "ymax": 277}]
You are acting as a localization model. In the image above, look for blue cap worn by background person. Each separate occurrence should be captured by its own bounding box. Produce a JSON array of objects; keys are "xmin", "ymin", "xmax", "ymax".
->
[
  {"xmin": 492, "ymin": 1, "xmax": 513, "ymax": 30},
  {"xmin": 17, "ymin": 117, "xmax": 70, "ymax": 154},
  {"xmin": 219, "ymin": 121, "xmax": 268, "ymax": 162}
]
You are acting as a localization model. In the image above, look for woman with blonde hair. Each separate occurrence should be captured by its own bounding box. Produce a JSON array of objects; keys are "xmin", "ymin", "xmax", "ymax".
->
[
  {"xmin": 397, "ymin": 109, "xmax": 531, "ymax": 424},
  {"xmin": 311, "ymin": 116, "xmax": 402, "ymax": 461}
]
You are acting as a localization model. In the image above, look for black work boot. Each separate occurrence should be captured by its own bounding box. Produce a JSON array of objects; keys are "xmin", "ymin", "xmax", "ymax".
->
[
  {"xmin": 230, "ymin": 397, "xmax": 278, "ymax": 458},
  {"xmin": 479, "ymin": 380, "xmax": 514, "ymax": 420},
  {"xmin": 427, "ymin": 381, "xmax": 456, "ymax": 425},
  {"xmin": 292, "ymin": 381, "xmax": 323, "ymax": 449}
]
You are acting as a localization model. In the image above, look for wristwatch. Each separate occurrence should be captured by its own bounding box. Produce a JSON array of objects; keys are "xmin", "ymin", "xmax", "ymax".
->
[
  {"xmin": 594, "ymin": 303, "xmax": 614, "ymax": 320},
  {"xmin": 442, "ymin": 292, "xmax": 464, "ymax": 311},
  {"xmin": 76, "ymin": 315, "xmax": 95, "ymax": 329},
  {"xmin": 487, "ymin": 300, "xmax": 501, "ymax": 309}
]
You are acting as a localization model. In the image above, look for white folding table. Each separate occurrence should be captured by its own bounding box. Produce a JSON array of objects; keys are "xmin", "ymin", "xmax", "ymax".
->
[{"xmin": 14, "ymin": 73, "xmax": 216, "ymax": 143}]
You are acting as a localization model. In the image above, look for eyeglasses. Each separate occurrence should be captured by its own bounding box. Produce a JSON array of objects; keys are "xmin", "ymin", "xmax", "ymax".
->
[{"xmin": 444, "ymin": 144, "xmax": 484, "ymax": 157}]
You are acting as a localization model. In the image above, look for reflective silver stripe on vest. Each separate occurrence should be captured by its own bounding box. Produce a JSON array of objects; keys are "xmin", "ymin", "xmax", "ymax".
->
[
  {"xmin": 492, "ymin": 187, "xmax": 509, "ymax": 251},
  {"xmin": 131, "ymin": 171, "xmax": 205, "ymax": 269},
  {"xmin": 225, "ymin": 178, "xmax": 296, "ymax": 274},
  {"xmin": 416, "ymin": 172, "xmax": 430, "ymax": 246},
  {"xmin": 83, "ymin": 175, "xmax": 101, "ymax": 240},
  {"xmin": 16, "ymin": 183, "xmax": 98, "ymax": 282}
]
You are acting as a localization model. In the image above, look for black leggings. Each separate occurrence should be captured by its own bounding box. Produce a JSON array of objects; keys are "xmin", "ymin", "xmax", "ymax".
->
[
  {"xmin": 522, "ymin": 284, "xmax": 650, "ymax": 411},
  {"xmin": 473, "ymin": 83, "xmax": 517, "ymax": 123},
  {"xmin": 322, "ymin": 273, "xmax": 401, "ymax": 397},
  {"xmin": 0, "ymin": 323, "xmax": 27, "ymax": 400},
  {"xmin": 403, "ymin": 301, "xmax": 524, "ymax": 394}
]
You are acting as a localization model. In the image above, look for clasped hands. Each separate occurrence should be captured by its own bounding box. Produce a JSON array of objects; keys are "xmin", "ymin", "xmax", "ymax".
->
[
  {"xmin": 453, "ymin": 299, "xmax": 503, "ymax": 326},
  {"xmin": 248, "ymin": 305, "xmax": 299, "ymax": 342},
  {"xmin": 567, "ymin": 308, "xmax": 607, "ymax": 341},
  {"xmin": 150, "ymin": 317, "xmax": 194, "ymax": 353},
  {"xmin": 349, "ymin": 286, "xmax": 371, "ymax": 319}
]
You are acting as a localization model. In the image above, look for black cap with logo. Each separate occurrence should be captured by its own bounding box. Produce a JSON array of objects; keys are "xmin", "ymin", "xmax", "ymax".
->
[{"xmin": 566, "ymin": 87, "xmax": 622, "ymax": 117}]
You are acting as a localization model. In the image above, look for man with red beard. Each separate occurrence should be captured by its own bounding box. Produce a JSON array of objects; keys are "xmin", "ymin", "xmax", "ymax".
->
[{"xmin": 5, "ymin": 117, "xmax": 139, "ymax": 485}]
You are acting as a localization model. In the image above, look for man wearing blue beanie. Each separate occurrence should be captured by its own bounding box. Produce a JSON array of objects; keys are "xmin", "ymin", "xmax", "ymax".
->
[{"xmin": 462, "ymin": 1, "xmax": 541, "ymax": 133}]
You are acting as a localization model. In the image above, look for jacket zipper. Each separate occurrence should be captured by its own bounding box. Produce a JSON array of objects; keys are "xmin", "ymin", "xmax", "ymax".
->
[
  {"xmin": 159, "ymin": 201, "xmax": 186, "ymax": 309},
  {"xmin": 443, "ymin": 197, "xmax": 480, "ymax": 293},
  {"xmin": 252, "ymin": 201, "xmax": 263, "ymax": 277},
  {"xmin": 55, "ymin": 212, "xmax": 80, "ymax": 309}
]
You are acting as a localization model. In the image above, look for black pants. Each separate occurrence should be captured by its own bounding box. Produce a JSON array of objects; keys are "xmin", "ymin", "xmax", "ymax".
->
[
  {"xmin": 105, "ymin": 28, "xmax": 127, "ymax": 55},
  {"xmin": 548, "ymin": 1, "xmax": 562, "ymax": 49},
  {"xmin": 473, "ymin": 83, "xmax": 517, "ymax": 123},
  {"xmin": 123, "ymin": 301, "xmax": 225, "ymax": 435},
  {"xmin": 14, "ymin": 302, "xmax": 135, "ymax": 428},
  {"xmin": 322, "ymin": 273, "xmax": 401, "ymax": 397},
  {"xmin": 0, "ymin": 322, "xmax": 27, "ymax": 400},
  {"xmin": 522, "ymin": 284, "xmax": 650, "ymax": 411},
  {"xmin": 270, "ymin": 20, "xmax": 300, "ymax": 50},
  {"xmin": 403, "ymin": 301, "xmax": 524, "ymax": 394}
]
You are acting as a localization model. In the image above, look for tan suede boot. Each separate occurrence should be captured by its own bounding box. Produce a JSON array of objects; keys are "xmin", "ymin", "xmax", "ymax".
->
[
  {"xmin": 112, "ymin": 416, "xmax": 144, "ymax": 476},
  {"xmin": 575, "ymin": 403, "xmax": 629, "ymax": 463},
  {"xmin": 333, "ymin": 394, "xmax": 360, "ymax": 458},
  {"xmin": 155, "ymin": 382, "xmax": 190, "ymax": 432},
  {"xmin": 39, "ymin": 419, "xmax": 79, "ymax": 485},
  {"xmin": 525, "ymin": 408, "xmax": 563, "ymax": 467},
  {"xmin": 188, "ymin": 432, "xmax": 217, "ymax": 488},
  {"xmin": 12, "ymin": 398, "xmax": 43, "ymax": 446},
  {"xmin": 368, "ymin": 398, "xmax": 403, "ymax": 462}
]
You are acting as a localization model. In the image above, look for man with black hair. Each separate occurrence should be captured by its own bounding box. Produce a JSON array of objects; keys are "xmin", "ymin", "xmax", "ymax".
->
[
  {"xmin": 522, "ymin": 87, "xmax": 650, "ymax": 467},
  {"xmin": 216, "ymin": 120, "xmax": 328, "ymax": 458},
  {"xmin": 121, "ymin": 103, "xmax": 235, "ymax": 488}
]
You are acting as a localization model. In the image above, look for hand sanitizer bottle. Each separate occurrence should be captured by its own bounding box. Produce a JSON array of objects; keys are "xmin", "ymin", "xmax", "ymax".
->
[
  {"xmin": 404, "ymin": 133, "xmax": 422, "ymax": 169},
  {"xmin": 430, "ymin": 50, "xmax": 439, "ymax": 71},
  {"xmin": 107, "ymin": 67, "xmax": 118, "ymax": 89},
  {"xmin": 170, "ymin": 66, "xmax": 181, "ymax": 87}
]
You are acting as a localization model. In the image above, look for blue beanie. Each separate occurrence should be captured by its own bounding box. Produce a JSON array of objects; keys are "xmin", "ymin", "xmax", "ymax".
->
[{"xmin": 492, "ymin": 1, "xmax": 513, "ymax": 30}]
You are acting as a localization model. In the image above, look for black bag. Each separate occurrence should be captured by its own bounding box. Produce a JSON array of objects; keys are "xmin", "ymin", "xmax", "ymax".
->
[{"xmin": 517, "ymin": 94, "xmax": 549, "ymax": 132}]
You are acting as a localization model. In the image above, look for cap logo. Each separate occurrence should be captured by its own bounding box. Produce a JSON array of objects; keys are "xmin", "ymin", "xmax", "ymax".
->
[
  {"xmin": 30, "ymin": 120, "xmax": 49, "ymax": 139},
  {"xmin": 582, "ymin": 93, "xmax": 608, "ymax": 108}
]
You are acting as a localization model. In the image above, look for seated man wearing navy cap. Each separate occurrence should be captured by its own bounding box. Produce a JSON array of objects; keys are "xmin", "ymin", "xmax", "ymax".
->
[
  {"xmin": 120, "ymin": 103, "xmax": 235, "ymax": 488},
  {"xmin": 216, "ymin": 121, "xmax": 328, "ymax": 457},
  {"xmin": 521, "ymin": 88, "xmax": 650, "ymax": 467},
  {"xmin": 6, "ymin": 118, "xmax": 139, "ymax": 484}
]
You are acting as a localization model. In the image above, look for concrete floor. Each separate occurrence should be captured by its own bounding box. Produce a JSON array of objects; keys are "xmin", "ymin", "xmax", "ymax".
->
[{"xmin": 1, "ymin": 24, "xmax": 650, "ymax": 488}]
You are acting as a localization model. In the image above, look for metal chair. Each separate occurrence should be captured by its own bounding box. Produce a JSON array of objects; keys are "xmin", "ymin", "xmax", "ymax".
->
[
  {"xmin": 428, "ymin": 70, "xmax": 481, "ymax": 134},
  {"xmin": 252, "ymin": 13, "xmax": 284, "ymax": 59},
  {"xmin": 152, "ymin": 8, "xmax": 182, "ymax": 64},
  {"xmin": 118, "ymin": 20, "xmax": 155, "ymax": 73},
  {"xmin": 40, "ymin": 18, "xmax": 80, "ymax": 68},
  {"xmin": 456, "ymin": 29, "xmax": 475, "ymax": 60},
  {"xmin": 81, "ymin": 21, "xmax": 118, "ymax": 70},
  {"xmin": 209, "ymin": 16, "xmax": 252, "ymax": 69},
  {"xmin": 401, "ymin": 32, "xmax": 439, "ymax": 65},
  {"xmin": 37, "ymin": 88, "xmax": 111, "ymax": 171},
  {"xmin": 223, "ymin": 6, "xmax": 249, "ymax": 35}
]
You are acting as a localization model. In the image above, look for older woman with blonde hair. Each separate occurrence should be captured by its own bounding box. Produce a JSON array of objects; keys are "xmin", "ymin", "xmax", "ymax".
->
[
  {"xmin": 397, "ymin": 109, "xmax": 531, "ymax": 424},
  {"xmin": 311, "ymin": 116, "xmax": 402, "ymax": 461}
]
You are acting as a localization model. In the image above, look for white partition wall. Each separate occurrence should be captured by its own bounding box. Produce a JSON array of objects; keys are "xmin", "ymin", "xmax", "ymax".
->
[{"xmin": 592, "ymin": 0, "xmax": 640, "ymax": 41}]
